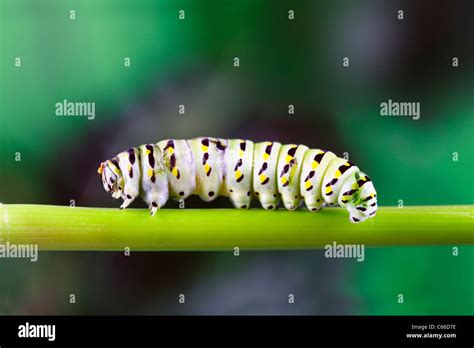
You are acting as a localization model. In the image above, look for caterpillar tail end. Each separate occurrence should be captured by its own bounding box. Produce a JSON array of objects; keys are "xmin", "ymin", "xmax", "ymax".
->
[
  {"xmin": 346, "ymin": 194, "xmax": 377, "ymax": 224},
  {"xmin": 344, "ymin": 198, "xmax": 378, "ymax": 223},
  {"xmin": 335, "ymin": 170, "xmax": 378, "ymax": 224},
  {"xmin": 348, "ymin": 208, "xmax": 377, "ymax": 224}
]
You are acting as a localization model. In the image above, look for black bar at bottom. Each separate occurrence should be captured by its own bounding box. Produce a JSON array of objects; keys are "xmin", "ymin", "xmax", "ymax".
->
[{"xmin": 0, "ymin": 315, "xmax": 471, "ymax": 345}]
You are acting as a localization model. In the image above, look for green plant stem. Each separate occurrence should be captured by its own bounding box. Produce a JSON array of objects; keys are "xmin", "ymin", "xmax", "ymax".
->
[{"xmin": 0, "ymin": 204, "xmax": 472, "ymax": 251}]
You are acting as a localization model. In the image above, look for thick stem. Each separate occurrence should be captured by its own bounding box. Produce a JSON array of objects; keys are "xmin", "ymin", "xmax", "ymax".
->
[{"xmin": 0, "ymin": 204, "xmax": 472, "ymax": 251}]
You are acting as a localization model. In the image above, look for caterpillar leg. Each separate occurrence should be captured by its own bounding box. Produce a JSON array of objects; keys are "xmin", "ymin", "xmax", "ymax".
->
[{"xmin": 120, "ymin": 193, "xmax": 136, "ymax": 210}]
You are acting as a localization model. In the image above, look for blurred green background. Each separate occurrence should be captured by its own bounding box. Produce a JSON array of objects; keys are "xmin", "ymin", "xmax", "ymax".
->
[{"xmin": 0, "ymin": 0, "xmax": 473, "ymax": 314}]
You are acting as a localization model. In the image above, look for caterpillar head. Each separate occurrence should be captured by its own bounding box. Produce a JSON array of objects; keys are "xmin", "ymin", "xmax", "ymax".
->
[
  {"xmin": 98, "ymin": 159, "xmax": 124, "ymax": 200},
  {"xmin": 339, "ymin": 172, "xmax": 378, "ymax": 223}
]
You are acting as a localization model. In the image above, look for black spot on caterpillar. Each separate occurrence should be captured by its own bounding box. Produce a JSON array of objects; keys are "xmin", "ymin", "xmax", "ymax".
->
[{"xmin": 98, "ymin": 137, "xmax": 377, "ymax": 223}]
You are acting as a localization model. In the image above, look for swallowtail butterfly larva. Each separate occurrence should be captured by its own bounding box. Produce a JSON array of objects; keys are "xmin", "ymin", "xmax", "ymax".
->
[{"xmin": 98, "ymin": 137, "xmax": 377, "ymax": 223}]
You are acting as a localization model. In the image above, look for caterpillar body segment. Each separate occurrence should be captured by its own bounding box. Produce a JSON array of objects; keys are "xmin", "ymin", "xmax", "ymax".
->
[
  {"xmin": 224, "ymin": 139, "xmax": 254, "ymax": 209},
  {"xmin": 187, "ymin": 137, "xmax": 227, "ymax": 202},
  {"xmin": 98, "ymin": 137, "xmax": 378, "ymax": 223},
  {"xmin": 253, "ymin": 141, "xmax": 282, "ymax": 210},
  {"xmin": 299, "ymin": 149, "xmax": 337, "ymax": 212},
  {"xmin": 138, "ymin": 144, "xmax": 168, "ymax": 215},
  {"xmin": 276, "ymin": 144, "xmax": 309, "ymax": 210},
  {"xmin": 157, "ymin": 139, "xmax": 196, "ymax": 201}
]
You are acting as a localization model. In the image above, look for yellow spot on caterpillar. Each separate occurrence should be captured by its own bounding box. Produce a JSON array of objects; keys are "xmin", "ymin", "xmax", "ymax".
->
[
  {"xmin": 235, "ymin": 170, "xmax": 242, "ymax": 180},
  {"xmin": 239, "ymin": 150, "xmax": 244, "ymax": 157},
  {"xmin": 325, "ymin": 186, "xmax": 332, "ymax": 194},
  {"xmin": 335, "ymin": 170, "xmax": 341, "ymax": 178},
  {"xmin": 167, "ymin": 147, "xmax": 174, "ymax": 155},
  {"xmin": 201, "ymin": 145, "xmax": 209, "ymax": 152},
  {"xmin": 266, "ymin": 142, "xmax": 272, "ymax": 146},
  {"xmin": 147, "ymin": 169, "xmax": 154, "ymax": 178},
  {"xmin": 97, "ymin": 165, "xmax": 103, "ymax": 174},
  {"xmin": 172, "ymin": 167, "xmax": 179, "ymax": 177},
  {"xmin": 305, "ymin": 180, "xmax": 312, "ymax": 189},
  {"xmin": 311, "ymin": 161, "xmax": 319, "ymax": 169},
  {"xmin": 146, "ymin": 149, "xmax": 151, "ymax": 155},
  {"xmin": 281, "ymin": 176, "xmax": 288, "ymax": 185},
  {"xmin": 263, "ymin": 153, "xmax": 269, "ymax": 160},
  {"xmin": 289, "ymin": 165, "xmax": 297, "ymax": 179},
  {"xmin": 204, "ymin": 164, "xmax": 210, "ymax": 174},
  {"xmin": 285, "ymin": 155, "xmax": 293, "ymax": 163},
  {"xmin": 259, "ymin": 174, "xmax": 267, "ymax": 183},
  {"xmin": 107, "ymin": 160, "xmax": 121, "ymax": 174},
  {"xmin": 128, "ymin": 164, "xmax": 131, "ymax": 172}
]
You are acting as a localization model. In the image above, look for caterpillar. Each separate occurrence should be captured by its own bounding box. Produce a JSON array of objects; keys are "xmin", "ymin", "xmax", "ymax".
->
[{"xmin": 98, "ymin": 137, "xmax": 377, "ymax": 223}]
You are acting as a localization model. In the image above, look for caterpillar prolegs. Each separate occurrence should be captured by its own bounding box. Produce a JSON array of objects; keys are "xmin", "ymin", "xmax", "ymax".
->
[{"xmin": 98, "ymin": 137, "xmax": 378, "ymax": 223}]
